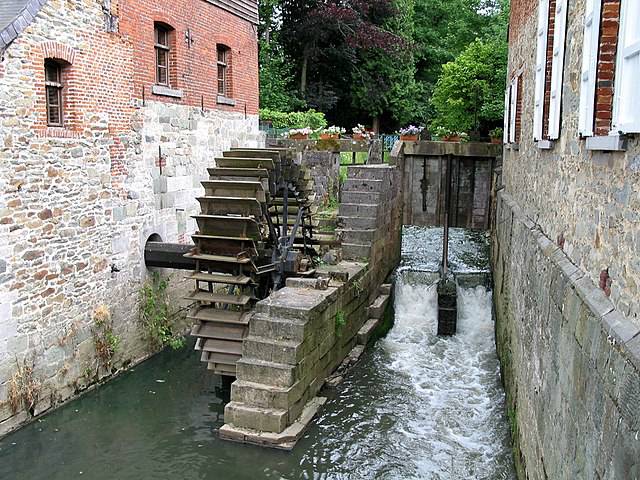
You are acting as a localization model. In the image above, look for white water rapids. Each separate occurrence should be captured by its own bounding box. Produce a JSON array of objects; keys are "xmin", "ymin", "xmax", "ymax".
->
[{"xmin": 378, "ymin": 273, "xmax": 515, "ymax": 479}]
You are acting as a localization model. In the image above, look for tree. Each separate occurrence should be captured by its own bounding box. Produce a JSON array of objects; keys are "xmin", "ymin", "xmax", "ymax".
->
[
  {"xmin": 259, "ymin": 41, "xmax": 302, "ymax": 111},
  {"xmin": 429, "ymin": 36, "xmax": 507, "ymax": 134}
]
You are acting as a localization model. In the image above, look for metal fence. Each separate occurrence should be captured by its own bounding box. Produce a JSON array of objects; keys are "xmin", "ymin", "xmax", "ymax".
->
[{"xmin": 379, "ymin": 134, "xmax": 400, "ymax": 152}]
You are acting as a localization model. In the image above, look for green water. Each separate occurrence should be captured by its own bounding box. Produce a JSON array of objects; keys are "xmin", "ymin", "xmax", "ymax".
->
[{"xmin": 0, "ymin": 227, "xmax": 514, "ymax": 479}]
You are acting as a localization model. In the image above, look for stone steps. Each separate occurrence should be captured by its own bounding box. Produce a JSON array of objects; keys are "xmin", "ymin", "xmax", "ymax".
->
[
  {"xmin": 337, "ymin": 216, "xmax": 377, "ymax": 230},
  {"xmin": 341, "ymin": 178, "xmax": 384, "ymax": 193},
  {"xmin": 345, "ymin": 165, "xmax": 390, "ymax": 180},
  {"xmin": 338, "ymin": 203, "xmax": 378, "ymax": 218},
  {"xmin": 339, "ymin": 228, "xmax": 375, "ymax": 244},
  {"xmin": 340, "ymin": 190, "xmax": 380, "ymax": 204}
]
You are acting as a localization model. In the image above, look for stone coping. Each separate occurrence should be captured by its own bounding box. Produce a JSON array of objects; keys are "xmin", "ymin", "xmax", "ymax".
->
[
  {"xmin": 499, "ymin": 190, "xmax": 640, "ymax": 371},
  {"xmin": 404, "ymin": 141, "xmax": 502, "ymax": 158}
]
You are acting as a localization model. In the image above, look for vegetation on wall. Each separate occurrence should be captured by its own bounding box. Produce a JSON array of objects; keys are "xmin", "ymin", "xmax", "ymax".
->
[
  {"xmin": 8, "ymin": 357, "xmax": 41, "ymax": 416},
  {"xmin": 91, "ymin": 305, "xmax": 120, "ymax": 371},
  {"xmin": 139, "ymin": 273, "xmax": 185, "ymax": 351}
]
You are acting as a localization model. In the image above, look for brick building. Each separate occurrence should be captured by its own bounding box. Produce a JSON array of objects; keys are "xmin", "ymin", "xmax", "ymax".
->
[
  {"xmin": 0, "ymin": 0, "xmax": 262, "ymax": 435},
  {"xmin": 496, "ymin": 0, "xmax": 639, "ymax": 477}
]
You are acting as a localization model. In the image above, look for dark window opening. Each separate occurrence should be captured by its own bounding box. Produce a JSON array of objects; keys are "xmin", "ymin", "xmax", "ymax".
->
[
  {"xmin": 45, "ymin": 60, "xmax": 63, "ymax": 126},
  {"xmin": 155, "ymin": 25, "xmax": 170, "ymax": 86},
  {"xmin": 217, "ymin": 45, "xmax": 230, "ymax": 97}
]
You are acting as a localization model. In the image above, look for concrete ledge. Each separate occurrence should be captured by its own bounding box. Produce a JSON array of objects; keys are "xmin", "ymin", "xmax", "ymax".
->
[
  {"xmin": 585, "ymin": 135, "xmax": 627, "ymax": 152},
  {"xmin": 151, "ymin": 85, "xmax": 183, "ymax": 98},
  {"xmin": 219, "ymin": 397, "xmax": 327, "ymax": 450}
]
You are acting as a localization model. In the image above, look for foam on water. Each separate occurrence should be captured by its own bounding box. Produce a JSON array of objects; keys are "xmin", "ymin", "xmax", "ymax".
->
[{"xmin": 377, "ymin": 269, "xmax": 515, "ymax": 479}]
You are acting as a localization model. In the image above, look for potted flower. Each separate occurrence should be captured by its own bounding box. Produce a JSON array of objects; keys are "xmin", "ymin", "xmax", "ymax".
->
[
  {"xmin": 489, "ymin": 127, "xmax": 503, "ymax": 144},
  {"xmin": 433, "ymin": 126, "xmax": 466, "ymax": 142},
  {"xmin": 319, "ymin": 126, "xmax": 346, "ymax": 140},
  {"xmin": 398, "ymin": 125, "xmax": 424, "ymax": 141},
  {"xmin": 288, "ymin": 127, "xmax": 313, "ymax": 140},
  {"xmin": 352, "ymin": 124, "xmax": 372, "ymax": 141}
]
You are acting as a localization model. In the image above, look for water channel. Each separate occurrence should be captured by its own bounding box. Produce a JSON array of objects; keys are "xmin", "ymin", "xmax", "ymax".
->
[{"xmin": 0, "ymin": 227, "xmax": 514, "ymax": 479}]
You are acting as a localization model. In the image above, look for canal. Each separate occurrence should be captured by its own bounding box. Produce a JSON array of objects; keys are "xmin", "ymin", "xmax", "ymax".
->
[{"xmin": 0, "ymin": 227, "xmax": 514, "ymax": 479}]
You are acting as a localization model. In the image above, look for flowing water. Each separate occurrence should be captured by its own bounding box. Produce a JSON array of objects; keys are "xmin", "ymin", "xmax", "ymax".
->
[{"xmin": 0, "ymin": 227, "xmax": 514, "ymax": 479}]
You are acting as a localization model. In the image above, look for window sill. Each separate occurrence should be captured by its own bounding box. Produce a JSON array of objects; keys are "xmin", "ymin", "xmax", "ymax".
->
[
  {"xmin": 216, "ymin": 95, "xmax": 236, "ymax": 106},
  {"xmin": 536, "ymin": 140, "xmax": 554, "ymax": 150},
  {"xmin": 585, "ymin": 135, "xmax": 627, "ymax": 152},
  {"xmin": 505, "ymin": 143, "xmax": 519, "ymax": 151},
  {"xmin": 152, "ymin": 85, "xmax": 183, "ymax": 98}
]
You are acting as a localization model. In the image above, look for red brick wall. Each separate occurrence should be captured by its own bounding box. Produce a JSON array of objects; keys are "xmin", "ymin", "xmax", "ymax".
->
[
  {"xmin": 118, "ymin": 0, "xmax": 259, "ymax": 115},
  {"xmin": 594, "ymin": 0, "xmax": 621, "ymax": 136}
]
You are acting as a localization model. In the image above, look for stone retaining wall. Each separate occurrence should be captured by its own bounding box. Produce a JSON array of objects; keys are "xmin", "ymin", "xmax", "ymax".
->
[
  {"xmin": 493, "ymin": 190, "xmax": 640, "ymax": 479},
  {"xmin": 219, "ymin": 163, "xmax": 403, "ymax": 448}
]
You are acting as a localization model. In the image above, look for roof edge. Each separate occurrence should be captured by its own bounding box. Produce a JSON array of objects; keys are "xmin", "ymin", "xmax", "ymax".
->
[{"xmin": 0, "ymin": 0, "xmax": 47, "ymax": 52}]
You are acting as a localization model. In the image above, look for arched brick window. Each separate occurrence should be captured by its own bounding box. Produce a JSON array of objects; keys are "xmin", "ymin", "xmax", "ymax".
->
[
  {"xmin": 45, "ymin": 60, "xmax": 64, "ymax": 126},
  {"xmin": 217, "ymin": 44, "xmax": 231, "ymax": 97}
]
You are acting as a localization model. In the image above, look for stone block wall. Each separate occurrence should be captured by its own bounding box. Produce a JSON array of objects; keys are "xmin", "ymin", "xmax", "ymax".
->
[
  {"xmin": 298, "ymin": 151, "xmax": 340, "ymax": 206},
  {"xmin": 220, "ymin": 163, "xmax": 404, "ymax": 448},
  {"xmin": 0, "ymin": 0, "xmax": 262, "ymax": 436},
  {"xmin": 505, "ymin": 0, "xmax": 640, "ymax": 326},
  {"xmin": 493, "ymin": 191, "xmax": 640, "ymax": 479}
]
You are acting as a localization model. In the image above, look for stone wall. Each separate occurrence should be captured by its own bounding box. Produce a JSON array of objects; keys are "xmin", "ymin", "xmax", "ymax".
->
[
  {"xmin": 298, "ymin": 151, "xmax": 340, "ymax": 206},
  {"xmin": 493, "ymin": 191, "xmax": 640, "ymax": 479},
  {"xmin": 505, "ymin": 0, "xmax": 640, "ymax": 326},
  {"xmin": 0, "ymin": 0, "xmax": 262, "ymax": 436},
  {"xmin": 219, "ymin": 163, "xmax": 403, "ymax": 448}
]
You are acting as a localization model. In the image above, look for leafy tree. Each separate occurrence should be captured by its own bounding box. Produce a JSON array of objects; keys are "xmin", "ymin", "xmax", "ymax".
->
[
  {"xmin": 430, "ymin": 36, "xmax": 507, "ymax": 134},
  {"xmin": 259, "ymin": 41, "xmax": 302, "ymax": 111}
]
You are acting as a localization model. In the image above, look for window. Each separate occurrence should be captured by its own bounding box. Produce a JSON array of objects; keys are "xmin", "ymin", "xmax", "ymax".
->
[
  {"xmin": 155, "ymin": 24, "xmax": 170, "ymax": 86},
  {"xmin": 217, "ymin": 45, "xmax": 230, "ymax": 97},
  {"xmin": 548, "ymin": 0, "xmax": 568, "ymax": 140},
  {"xmin": 533, "ymin": 0, "xmax": 550, "ymax": 141},
  {"xmin": 612, "ymin": 0, "xmax": 640, "ymax": 134},
  {"xmin": 45, "ymin": 60, "xmax": 63, "ymax": 126},
  {"xmin": 578, "ymin": 0, "xmax": 602, "ymax": 137}
]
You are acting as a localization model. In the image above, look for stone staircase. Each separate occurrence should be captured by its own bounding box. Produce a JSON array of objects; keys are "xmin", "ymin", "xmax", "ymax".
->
[{"xmin": 337, "ymin": 166, "xmax": 390, "ymax": 260}]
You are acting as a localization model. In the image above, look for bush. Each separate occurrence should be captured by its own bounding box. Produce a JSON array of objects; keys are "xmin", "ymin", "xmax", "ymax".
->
[
  {"xmin": 430, "ymin": 37, "xmax": 507, "ymax": 134},
  {"xmin": 260, "ymin": 109, "xmax": 328, "ymax": 130}
]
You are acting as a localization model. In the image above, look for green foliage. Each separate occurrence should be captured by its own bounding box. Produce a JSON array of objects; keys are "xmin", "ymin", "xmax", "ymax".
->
[
  {"xmin": 259, "ymin": 41, "xmax": 303, "ymax": 111},
  {"xmin": 91, "ymin": 305, "xmax": 119, "ymax": 370},
  {"xmin": 430, "ymin": 36, "xmax": 507, "ymax": 134},
  {"xmin": 259, "ymin": 108, "xmax": 328, "ymax": 130},
  {"xmin": 139, "ymin": 273, "xmax": 185, "ymax": 351},
  {"xmin": 335, "ymin": 310, "xmax": 347, "ymax": 335}
]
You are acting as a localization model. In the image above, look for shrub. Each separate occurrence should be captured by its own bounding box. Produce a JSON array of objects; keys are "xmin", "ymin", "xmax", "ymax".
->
[
  {"xmin": 260, "ymin": 109, "xmax": 328, "ymax": 130},
  {"xmin": 139, "ymin": 273, "xmax": 185, "ymax": 351}
]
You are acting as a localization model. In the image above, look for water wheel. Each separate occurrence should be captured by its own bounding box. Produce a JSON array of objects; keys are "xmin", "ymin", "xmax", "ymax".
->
[{"xmin": 186, "ymin": 148, "xmax": 318, "ymax": 376}]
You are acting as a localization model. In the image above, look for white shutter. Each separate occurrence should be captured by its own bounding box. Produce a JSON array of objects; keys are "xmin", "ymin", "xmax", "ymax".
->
[
  {"xmin": 503, "ymin": 86, "xmax": 510, "ymax": 143},
  {"xmin": 509, "ymin": 77, "xmax": 519, "ymax": 143},
  {"xmin": 534, "ymin": 0, "xmax": 550, "ymax": 141},
  {"xmin": 548, "ymin": 0, "xmax": 568, "ymax": 140},
  {"xmin": 612, "ymin": 0, "xmax": 640, "ymax": 134},
  {"xmin": 578, "ymin": 0, "xmax": 601, "ymax": 137}
]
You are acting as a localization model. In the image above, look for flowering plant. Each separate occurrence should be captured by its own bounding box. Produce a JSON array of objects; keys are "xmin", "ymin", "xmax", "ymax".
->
[
  {"xmin": 321, "ymin": 125, "xmax": 346, "ymax": 135},
  {"xmin": 288, "ymin": 127, "xmax": 313, "ymax": 137},
  {"xmin": 398, "ymin": 125, "xmax": 424, "ymax": 136},
  {"xmin": 352, "ymin": 124, "xmax": 373, "ymax": 139}
]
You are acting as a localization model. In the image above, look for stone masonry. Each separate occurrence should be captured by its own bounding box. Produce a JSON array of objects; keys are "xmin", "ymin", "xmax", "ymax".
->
[
  {"xmin": 493, "ymin": 191, "xmax": 640, "ymax": 479},
  {"xmin": 219, "ymin": 163, "xmax": 403, "ymax": 448},
  {"xmin": 0, "ymin": 0, "xmax": 262, "ymax": 436}
]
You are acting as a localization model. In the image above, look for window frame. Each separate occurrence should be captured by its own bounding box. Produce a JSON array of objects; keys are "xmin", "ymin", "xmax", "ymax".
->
[
  {"xmin": 548, "ymin": 0, "xmax": 568, "ymax": 140},
  {"xmin": 533, "ymin": 0, "xmax": 550, "ymax": 141},
  {"xmin": 45, "ymin": 60, "xmax": 63, "ymax": 127},
  {"xmin": 612, "ymin": 0, "xmax": 640, "ymax": 134},
  {"xmin": 155, "ymin": 24, "xmax": 171, "ymax": 87},
  {"xmin": 578, "ymin": 0, "xmax": 602, "ymax": 137},
  {"xmin": 217, "ymin": 45, "xmax": 230, "ymax": 97}
]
